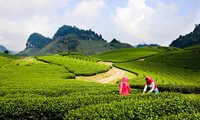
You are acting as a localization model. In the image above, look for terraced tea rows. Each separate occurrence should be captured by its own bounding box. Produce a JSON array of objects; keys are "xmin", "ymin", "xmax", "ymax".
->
[
  {"xmin": 60, "ymin": 52, "xmax": 101, "ymax": 62},
  {"xmin": 37, "ymin": 55, "xmax": 110, "ymax": 76},
  {"xmin": 94, "ymin": 47, "xmax": 161, "ymax": 62},
  {"xmin": 0, "ymin": 47, "xmax": 200, "ymax": 119},
  {"xmin": 114, "ymin": 49, "xmax": 200, "ymax": 86},
  {"xmin": 66, "ymin": 95, "xmax": 200, "ymax": 120}
]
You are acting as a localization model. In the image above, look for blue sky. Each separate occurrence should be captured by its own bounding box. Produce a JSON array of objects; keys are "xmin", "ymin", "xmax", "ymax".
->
[{"xmin": 0, "ymin": 0, "xmax": 200, "ymax": 51}]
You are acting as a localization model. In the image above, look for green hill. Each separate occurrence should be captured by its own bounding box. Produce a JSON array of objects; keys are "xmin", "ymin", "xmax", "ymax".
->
[
  {"xmin": 19, "ymin": 25, "xmax": 132, "ymax": 56},
  {"xmin": 170, "ymin": 23, "xmax": 200, "ymax": 48},
  {"xmin": 109, "ymin": 46, "xmax": 200, "ymax": 93},
  {"xmin": 0, "ymin": 52, "xmax": 199, "ymax": 119},
  {"xmin": 1, "ymin": 46, "xmax": 200, "ymax": 119},
  {"xmin": 94, "ymin": 47, "xmax": 169, "ymax": 62}
]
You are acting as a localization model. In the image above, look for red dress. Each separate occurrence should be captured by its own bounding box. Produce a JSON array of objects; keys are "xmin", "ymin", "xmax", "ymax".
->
[{"xmin": 119, "ymin": 77, "xmax": 130, "ymax": 96}]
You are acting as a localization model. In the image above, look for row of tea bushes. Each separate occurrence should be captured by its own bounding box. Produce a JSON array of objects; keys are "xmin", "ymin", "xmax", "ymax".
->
[
  {"xmin": 65, "ymin": 97, "xmax": 200, "ymax": 120},
  {"xmin": 36, "ymin": 55, "xmax": 110, "ymax": 76}
]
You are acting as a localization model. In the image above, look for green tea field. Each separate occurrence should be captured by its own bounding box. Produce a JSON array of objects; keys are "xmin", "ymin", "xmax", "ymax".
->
[{"xmin": 0, "ymin": 47, "xmax": 200, "ymax": 119}]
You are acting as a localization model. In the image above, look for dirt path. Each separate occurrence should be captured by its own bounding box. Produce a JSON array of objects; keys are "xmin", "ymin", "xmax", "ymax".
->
[
  {"xmin": 97, "ymin": 67, "xmax": 125, "ymax": 84},
  {"xmin": 76, "ymin": 62, "xmax": 129, "ymax": 84}
]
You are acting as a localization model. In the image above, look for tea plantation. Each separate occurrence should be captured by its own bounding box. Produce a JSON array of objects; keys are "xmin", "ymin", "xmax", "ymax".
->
[
  {"xmin": 94, "ymin": 47, "xmax": 177, "ymax": 62},
  {"xmin": 111, "ymin": 47, "xmax": 200, "ymax": 93},
  {"xmin": 0, "ymin": 47, "xmax": 200, "ymax": 119}
]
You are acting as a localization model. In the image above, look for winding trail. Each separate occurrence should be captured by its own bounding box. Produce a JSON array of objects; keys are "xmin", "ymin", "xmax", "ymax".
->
[
  {"xmin": 76, "ymin": 62, "xmax": 134, "ymax": 84},
  {"xmin": 97, "ymin": 64, "xmax": 125, "ymax": 84}
]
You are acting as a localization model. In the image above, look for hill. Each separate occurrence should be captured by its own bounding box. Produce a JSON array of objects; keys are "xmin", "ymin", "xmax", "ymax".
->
[
  {"xmin": 106, "ymin": 46, "xmax": 200, "ymax": 92},
  {"xmin": 94, "ymin": 47, "xmax": 167, "ymax": 62},
  {"xmin": 0, "ymin": 49, "xmax": 200, "ymax": 119},
  {"xmin": 0, "ymin": 45, "xmax": 8, "ymax": 53},
  {"xmin": 170, "ymin": 23, "xmax": 200, "ymax": 48},
  {"xmin": 19, "ymin": 25, "xmax": 132, "ymax": 55},
  {"xmin": 95, "ymin": 46, "xmax": 180, "ymax": 62}
]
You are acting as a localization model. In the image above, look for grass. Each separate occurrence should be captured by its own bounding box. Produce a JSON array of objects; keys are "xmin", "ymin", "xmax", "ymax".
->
[
  {"xmin": 0, "ymin": 56, "xmax": 13, "ymax": 67},
  {"xmin": 0, "ymin": 53, "xmax": 21, "ymax": 67}
]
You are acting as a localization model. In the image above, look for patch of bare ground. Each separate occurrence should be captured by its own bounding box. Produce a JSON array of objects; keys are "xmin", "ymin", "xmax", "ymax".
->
[{"xmin": 76, "ymin": 62, "xmax": 126, "ymax": 84}]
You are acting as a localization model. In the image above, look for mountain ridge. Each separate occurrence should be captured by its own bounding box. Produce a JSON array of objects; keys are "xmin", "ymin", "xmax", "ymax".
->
[
  {"xmin": 170, "ymin": 23, "xmax": 200, "ymax": 48},
  {"xmin": 19, "ymin": 25, "xmax": 133, "ymax": 55}
]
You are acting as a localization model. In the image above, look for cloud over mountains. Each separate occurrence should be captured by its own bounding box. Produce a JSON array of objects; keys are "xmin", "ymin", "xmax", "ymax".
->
[{"xmin": 0, "ymin": 0, "xmax": 200, "ymax": 51}]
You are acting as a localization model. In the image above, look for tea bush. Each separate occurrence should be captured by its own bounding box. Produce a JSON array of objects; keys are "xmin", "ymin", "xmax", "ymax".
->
[
  {"xmin": 94, "ymin": 47, "xmax": 161, "ymax": 62},
  {"xmin": 113, "ymin": 48, "xmax": 200, "ymax": 90},
  {"xmin": 36, "ymin": 55, "xmax": 110, "ymax": 76},
  {"xmin": 65, "ymin": 97, "xmax": 200, "ymax": 120}
]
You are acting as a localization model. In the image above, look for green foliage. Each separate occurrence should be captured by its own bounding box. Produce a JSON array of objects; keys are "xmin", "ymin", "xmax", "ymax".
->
[
  {"xmin": 59, "ymin": 52, "xmax": 101, "ymax": 62},
  {"xmin": 53, "ymin": 25, "xmax": 104, "ymax": 41},
  {"xmin": 160, "ymin": 113, "xmax": 200, "ymax": 120},
  {"xmin": 0, "ymin": 56, "xmax": 13, "ymax": 67},
  {"xmin": 114, "ymin": 48, "xmax": 200, "ymax": 88},
  {"xmin": 95, "ymin": 47, "xmax": 162, "ymax": 62},
  {"xmin": 65, "ymin": 93, "xmax": 200, "ymax": 119},
  {"xmin": 0, "ymin": 57, "xmax": 123, "ymax": 119},
  {"xmin": 1, "ymin": 48, "xmax": 200, "ymax": 119},
  {"xmin": 131, "ymin": 84, "xmax": 200, "ymax": 94},
  {"xmin": 36, "ymin": 55, "xmax": 110, "ymax": 76},
  {"xmin": 0, "ymin": 53, "xmax": 21, "ymax": 59}
]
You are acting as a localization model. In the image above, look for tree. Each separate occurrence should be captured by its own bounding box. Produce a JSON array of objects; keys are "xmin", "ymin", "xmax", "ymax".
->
[{"xmin": 4, "ymin": 50, "xmax": 9, "ymax": 54}]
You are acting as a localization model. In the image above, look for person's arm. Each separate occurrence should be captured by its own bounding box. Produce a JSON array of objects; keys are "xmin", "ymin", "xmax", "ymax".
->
[
  {"xmin": 148, "ymin": 82, "xmax": 155, "ymax": 93},
  {"xmin": 143, "ymin": 84, "xmax": 147, "ymax": 93}
]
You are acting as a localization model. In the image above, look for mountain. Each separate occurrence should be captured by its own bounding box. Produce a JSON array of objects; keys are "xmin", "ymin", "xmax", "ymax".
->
[
  {"xmin": 170, "ymin": 24, "xmax": 200, "ymax": 48},
  {"xmin": 19, "ymin": 25, "xmax": 133, "ymax": 55},
  {"xmin": 136, "ymin": 43, "xmax": 160, "ymax": 48},
  {"xmin": 20, "ymin": 33, "xmax": 53, "ymax": 55},
  {"xmin": 0, "ymin": 45, "xmax": 8, "ymax": 53},
  {"xmin": 26, "ymin": 33, "xmax": 53, "ymax": 49},
  {"xmin": 53, "ymin": 25, "xmax": 104, "ymax": 41}
]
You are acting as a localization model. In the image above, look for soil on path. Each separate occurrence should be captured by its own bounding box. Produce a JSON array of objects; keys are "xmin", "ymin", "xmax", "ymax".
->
[{"xmin": 76, "ymin": 62, "xmax": 128, "ymax": 84}]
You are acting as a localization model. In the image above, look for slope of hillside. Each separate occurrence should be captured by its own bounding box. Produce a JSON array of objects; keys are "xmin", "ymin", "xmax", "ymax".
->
[
  {"xmin": 0, "ymin": 54, "xmax": 199, "ymax": 119},
  {"xmin": 170, "ymin": 23, "xmax": 200, "ymax": 48},
  {"xmin": 114, "ymin": 46, "xmax": 200, "ymax": 88},
  {"xmin": 94, "ymin": 47, "xmax": 166, "ymax": 62},
  {"xmin": 38, "ymin": 34, "xmax": 116, "ymax": 55}
]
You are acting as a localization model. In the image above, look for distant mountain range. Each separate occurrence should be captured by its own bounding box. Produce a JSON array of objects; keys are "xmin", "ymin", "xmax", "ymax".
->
[
  {"xmin": 170, "ymin": 23, "xmax": 200, "ymax": 48},
  {"xmin": 19, "ymin": 25, "xmax": 133, "ymax": 55},
  {"xmin": 136, "ymin": 43, "xmax": 160, "ymax": 48}
]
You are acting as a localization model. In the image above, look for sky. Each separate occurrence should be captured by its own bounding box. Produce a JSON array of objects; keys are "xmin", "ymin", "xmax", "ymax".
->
[{"xmin": 0, "ymin": 0, "xmax": 200, "ymax": 51}]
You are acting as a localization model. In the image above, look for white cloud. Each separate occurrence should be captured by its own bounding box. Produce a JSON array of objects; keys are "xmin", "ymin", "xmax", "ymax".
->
[
  {"xmin": 0, "ymin": 0, "xmax": 69, "ymax": 18},
  {"xmin": 0, "ymin": 0, "xmax": 70, "ymax": 51},
  {"xmin": 0, "ymin": 15, "xmax": 55, "ymax": 51},
  {"xmin": 64, "ymin": 0, "xmax": 107, "ymax": 28},
  {"xmin": 113, "ymin": 0, "xmax": 199, "ymax": 46},
  {"xmin": 1, "ymin": 0, "xmax": 200, "ymax": 51},
  {"xmin": 0, "ymin": 0, "xmax": 107, "ymax": 51}
]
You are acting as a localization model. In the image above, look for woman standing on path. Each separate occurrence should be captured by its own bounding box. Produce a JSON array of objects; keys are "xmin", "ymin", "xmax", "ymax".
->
[
  {"xmin": 143, "ymin": 76, "xmax": 159, "ymax": 94},
  {"xmin": 119, "ymin": 77, "xmax": 131, "ymax": 96}
]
